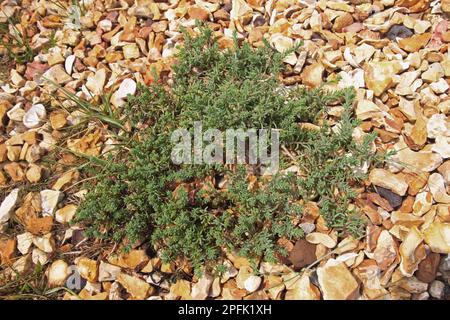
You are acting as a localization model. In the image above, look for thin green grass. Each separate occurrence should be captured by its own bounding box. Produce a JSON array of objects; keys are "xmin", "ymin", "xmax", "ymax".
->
[
  {"xmin": 0, "ymin": 11, "xmax": 34, "ymax": 64},
  {"xmin": 0, "ymin": 263, "xmax": 77, "ymax": 300}
]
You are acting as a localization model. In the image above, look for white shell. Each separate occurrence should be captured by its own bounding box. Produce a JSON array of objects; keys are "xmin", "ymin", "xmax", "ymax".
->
[{"xmin": 23, "ymin": 104, "xmax": 47, "ymax": 129}]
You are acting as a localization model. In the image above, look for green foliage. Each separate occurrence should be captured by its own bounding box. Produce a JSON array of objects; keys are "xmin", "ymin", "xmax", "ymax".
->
[
  {"xmin": 48, "ymin": 79, "xmax": 125, "ymax": 131},
  {"xmin": 49, "ymin": 0, "xmax": 86, "ymax": 25},
  {"xmin": 42, "ymin": 31, "xmax": 57, "ymax": 53},
  {"xmin": 0, "ymin": 13, "xmax": 34, "ymax": 64},
  {"xmin": 295, "ymin": 89, "xmax": 376, "ymax": 237},
  {"xmin": 0, "ymin": 263, "xmax": 75, "ymax": 300},
  {"xmin": 76, "ymin": 27, "xmax": 375, "ymax": 273}
]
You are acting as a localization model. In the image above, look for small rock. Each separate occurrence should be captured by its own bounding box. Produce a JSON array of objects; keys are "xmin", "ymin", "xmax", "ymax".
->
[
  {"xmin": 98, "ymin": 261, "xmax": 121, "ymax": 282},
  {"xmin": 83, "ymin": 281, "xmax": 102, "ymax": 295},
  {"xmin": 49, "ymin": 111, "xmax": 67, "ymax": 130},
  {"xmin": 373, "ymin": 230, "xmax": 398, "ymax": 270},
  {"xmin": 422, "ymin": 63, "xmax": 445, "ymax": 82},
  {"xmin": 10, "ymin": 69, "xmax": 25, "ymax": 86},
  {"xmin": 10, "ymin": 254, "xmax": 32, "ymax": 277},
  {"xmin": 391, "ymin": 211, "xmax": 424, "ymax": 228},
  {"xmin": 375, "ymin": 186, "xmax": 403, "ymax": 209},
  {"xmin": 427, "ymin": 114, "xmax": 449, "ymax": 139},
  {"xmin": 210, "ymin": 277, "xmax": 221, "ymax": 298},
  {"xmin": 32, "ymin": 248, "xmax": 48, "ymax": 265},
  {"xmin": 356, "ymin": 99, "xmax": 382, "ymax": 120},
  {"xmin": 32, "ymin": 233, "xmax": 55, "ymax": 253},
  {"xmin": 398, "ymin": 98, "xmax": 416, "ymax": 121},
  {"xmin": 270, "ymin": 33, "xmax": 297, "ymax": 65},
  {"xmin": 98, "ymin": 19, "xmax": 112, "ymax": 32},
  {"xmin": 365, "ymin": 61, "xmax": 403, "ymax": 96},
  {"xmin": 85, "ymin": 68, "xmax": 107, "ymax": 96},
  {"xmin": 301, "ymin": 63, "xmax": 324, "ymax": 88},
  {"xmin": 221, "ymin": 260, "xmax": 238, "ymax": 282},
  {"xmin": 191, "ymin": 273, "xmax": 213, "ymax": 300},
  {"xmin": 414, "ymin": 20, "xmax": 431, "ymax": 34},
  {"xmin": 26, "ymin": 164, "xmax": 42, "ymax": 183},
  {"xmin": 47, "ymin": 260, "xmax": 70, "ymax": 287},
  {"xmin": 397, "ymin": 276, "xmax": 428, "ymax": 294},
  {"xmin": 55, "ymin": 204, "xmax": 77, "ymax": 224},
  {"xmin": 25, "ymin": 61, "xmax": 49, "ymax": 81},
  {"xmin": 441, "ymin": 254, "xmax": 450, "ymax": 271},
  {"xmin": 160, "ymin": 263, "xmax": 176, "ymax": 273},
  {"xmin": 0, "ymin": 188, "xmax": 20, "ymax": 224},
  {"xmin": 432, "ymin": 136, "xmax": 450, "ymax": 159},
  {"xmin": 333, "ymin": 13, "xmax": 353, "ymax": 33},
  {"xmin": 306, "ymin": 232, "xmax": 337, "ymax": 248},
  {"xmin": 110, "ymin": 78, "xmax": 137, "ymax": 107},
  {"xmin": 65, "ymin": 55, "xmax": 76, "ymax": 75},
  {"xmin": 438, "ymin": 161, "xmax": 450, "ymax": 183},
  {"xmin": 398, "ymin": 33, "xmax": 431, "ymax": 52},
  {"xmin": 43, "ymin": 64, "xmax": 72, "ymax": 84},
  {"xmin": 25, "ymin": 215, "xmax": 53, "ymax": 235},
  {"xmin": 430, "ymin": 78, "xmax": 449, "ymax": 94},
  {"xmin": 0, "ymin": 238, "xmax": 16, "ymax": 264},
  {"xmin": 416, "ymin": 253, "xmax": 441, "ymax": 283},
  {"xmin": 387, "ymin": 25, "xmax": 413, "ymax": 41},
  {"xmin": 405, "ymin": 104, "xmax": 427, "ymax": 149},
  {"xmin": 396, "ymin": 0, "xmax": 430, "ymax": 12},
  {"xmin": 442, "ymin": 59, "xmax": 450, "ymax": 77},
  {"xmin": 399, "ymin": 227, "xmax": 427, "ymax": 276},
  {"xmin": 285, "ymin": 272, "xmax": 321, "ymax": 300},
  {"xmin": 76, "ymin": 257, "xmax": 98, "ymax": 282},
  {"xmin": 40, "ymin": 190, "xmax": 63, "ymax": 216},
  {"xmin": 16, "ymin": 232, "xmax": 33, "ymax": 255},
  {"xmin": 335, "ymin": 236, "xmax": 359, "ymax": 254},
  {"xmin": 265, "ymin": 275, "xmax": 285, "ymax": 300},
  {"xmin": 289, "ymin": 239, "xmax": 317, "ymax": 270},
  {"xmin": 236, "ymin": 266, "xmax": 253, "ymax": 289},
  {"xmin": 442, "ymin": 0, "xmax": 450, "ymax": 13},
  {"xmin": 271, "ymin": 33, "xmax": 293, "ymax": 53},
  {"xmin": 123, "ymin": 44, "xmax": 140, "ymax": 60},
  {"xmin": 354, "ymin": 261, "xmax": 388, "ymax": 299},
  {"xmin": 244, "ymin": 275, "xmax": 262, "ymax": 293},
  {"xmin": 299, "ymin": 222, "xmax": 315, "ymax": 234},
  {"xmin": 6, "ymin": 104, "xmax": 25, "ymax": 122},
  {"xmin": 423, "ymin": 222, "xmax": 450, "ymax": 254},
  {"xmin": 369, "ymin": 169, "xmax": 409, "ymax": 196},
  {"xmin": 118, "ymin": 273, "xmax": 153, "ymax": 299},
  {"xmin": 47, "ymin": 47, "xmax": 65, "ymax": 66},
  {"xmin": 342, "ymin": 22, "xmax": 363, "ymax": 33},
  {"xmin": 53, "ymin": 170, "xmax": 77, "ymax": 191},
  {"xmin": 393, "ymin": 140, "xmax": 443, "ymax": 172},
  {"xmin": 226, "ymin": 252, "xmax": 252, "ymax": 269},
  {"xmin": 108, "ymin": 249, "xmax": 148, "ymax": 270},
  {"xmin": 108, "ymin": 281, "xmax": 123, "ymax": 300},
  {"xmin": 428, "ymin": 173, "xmax": 450, "ymax": 204},
  {"xmin": 188, "ymin": 6, "xmax": 209, "ymax": 20},
  {"xmin": 317, "ymin": 261, "xmax": 359, "ymax": 300},
  {"xmin": 327, "ymin": 1, "xmax": 354, "ymax": 11},
  {"xmin": 437, "ymin": 203, "xmax": 450, "ymax": 221},
  {"xmin": 23, "ymin": 104, "xmax": 46, "ymax": 129},
  {"xmin": 413, "ymin": 192, "xmax": 433, "ymax": 216},
  {"xmin": 169, "ymin": 279, "xmax": 191, "ymax": 300},
  {"xmin": 230, "ymin": 0, "xmax": 253, "ymax": 20},
  {"xmin": 429, "ymin": 280, "xmax": 445, "ymax": 299},
  {"xmin": 4, "ymin": 163, "xmax": 25, "ymax": 182}
]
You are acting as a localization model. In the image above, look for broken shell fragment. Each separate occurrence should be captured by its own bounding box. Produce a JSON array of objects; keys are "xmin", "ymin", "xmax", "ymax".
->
[{"xmin": 23, "ymin": 104, "xmax": 46, "ymax": 129}]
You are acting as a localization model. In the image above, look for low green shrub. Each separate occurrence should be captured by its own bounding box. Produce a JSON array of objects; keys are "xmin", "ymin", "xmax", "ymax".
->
[{"xmin": 75, "ymin": 27, "xmax": 376, "ymax": 274}]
